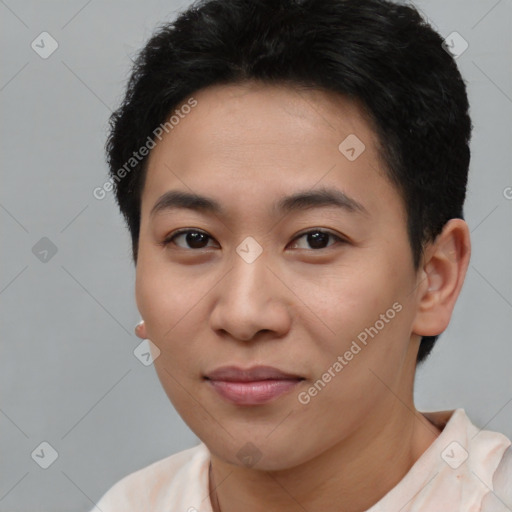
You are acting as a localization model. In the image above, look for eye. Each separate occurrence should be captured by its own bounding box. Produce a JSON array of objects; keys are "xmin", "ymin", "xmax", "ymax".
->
[
  {"xmin": 161, "ymin": 228, "xmax": 346, "ymax": 251},
  {"xmin": 289, "ymin": 229, "xmax": 346, "ymax": 250},
  {"xmin": 161, "ymin": 229, "xmax": 217, "ymax": 250}
]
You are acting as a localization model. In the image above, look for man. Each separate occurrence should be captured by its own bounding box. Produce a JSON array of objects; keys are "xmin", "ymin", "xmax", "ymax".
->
[{"xmin": 92, "ymin": 0, "xmax": 512, "ymax": 510}]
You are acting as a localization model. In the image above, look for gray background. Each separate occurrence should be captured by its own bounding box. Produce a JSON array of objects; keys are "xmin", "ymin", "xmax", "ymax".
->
[{"xmin": 1, "ymin": 0, "xmax": 511, "ymax": 510}]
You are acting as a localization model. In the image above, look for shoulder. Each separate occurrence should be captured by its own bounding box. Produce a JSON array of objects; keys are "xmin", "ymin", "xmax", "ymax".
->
[
  {"xmin": 481, "ymin": 444, "xmax": 512, "ymax": 511},
  {"xmin": 402, "ymin": 408, "xmax": 512, "ymax": 510},
  {"xmin": 90, "ymin": 442, "xmax": 211, "ymax": 512},
  {"xmin": 444, "ymin": 409, "xmax": 512, "ymax": 510}
]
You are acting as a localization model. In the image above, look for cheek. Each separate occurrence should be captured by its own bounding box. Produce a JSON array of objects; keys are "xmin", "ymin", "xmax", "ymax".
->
[
  {"xmin": 135, "ymin": 263, "xmax": 165, "ymax": 336},
  {"xmin": 135, "ymin": 260, "xmax": 204, "ymax": 403},
  {"xmin": 305, "ymin": 248, "xmax": 415, "ymax": 374},
  {"xmin": 135, "ymin": 250, "xmax": 186, "ymax": 346},
  {"xmin": 134, "ymin": 253, "xmax": 214, "ymax": 368},
  {"xmin": 308, "ymin": 263, "xmax": 402, "ymax": 339}
]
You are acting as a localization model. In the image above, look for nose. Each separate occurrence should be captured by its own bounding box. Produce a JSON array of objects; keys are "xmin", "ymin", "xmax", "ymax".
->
[{"xmin": 209, "ymin": 248, "xmax": 292, "ymax": 342}]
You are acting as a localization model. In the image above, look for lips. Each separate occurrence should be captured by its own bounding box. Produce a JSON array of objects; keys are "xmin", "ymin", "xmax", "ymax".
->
[
  {"xmin": 205, "ymin": 365, "xmax": 303, "ymax": 382},
  {"xmin": 204, "ymin": 365, "xmax": 304, "ymax": 405}
]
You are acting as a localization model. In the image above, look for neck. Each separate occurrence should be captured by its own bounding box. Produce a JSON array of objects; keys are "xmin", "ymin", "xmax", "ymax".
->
[{"xmin": 209, "ymin": 401, "xmax": 441, "ymax": 512}]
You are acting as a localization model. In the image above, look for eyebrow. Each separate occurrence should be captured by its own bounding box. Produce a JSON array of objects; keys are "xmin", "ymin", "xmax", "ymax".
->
[{"xmin": 150, "ymin": 186, "xmax": 368, "ymax": 219}]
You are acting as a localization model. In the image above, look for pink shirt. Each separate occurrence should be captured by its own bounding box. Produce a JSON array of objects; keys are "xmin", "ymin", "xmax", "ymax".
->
[{"xmin": 91, "ymin": 409, "xmax": 512, "ymax": 511}]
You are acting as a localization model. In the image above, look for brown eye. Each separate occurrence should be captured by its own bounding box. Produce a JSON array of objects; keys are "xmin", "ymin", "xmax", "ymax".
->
[
  {"xmin": 290, "ymin": 229, "xmax": 345, "ymax": 250},
  {"xmin": 163, "ymin": 229, "xmax": 216, "ymax": 249}
]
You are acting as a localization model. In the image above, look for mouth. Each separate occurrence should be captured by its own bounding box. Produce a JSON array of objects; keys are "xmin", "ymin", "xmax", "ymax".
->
[{"xmin": 204, "ymin": 365, "xmax": 305, "ymax": 405}]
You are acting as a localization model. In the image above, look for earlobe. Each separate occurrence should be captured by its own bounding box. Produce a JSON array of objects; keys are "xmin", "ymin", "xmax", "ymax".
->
[
  {"xmin": 412, "ymin": 219, "xmax": 471, "ymax": 337},
  {"xmin": 135, "ymin": 320, "xmax": 148, "ymax": 339}
]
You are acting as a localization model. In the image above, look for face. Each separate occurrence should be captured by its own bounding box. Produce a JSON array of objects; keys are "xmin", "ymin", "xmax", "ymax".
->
[{"xmin": 135, "ymin": 82, "xmax": 423, "ymax": 470}]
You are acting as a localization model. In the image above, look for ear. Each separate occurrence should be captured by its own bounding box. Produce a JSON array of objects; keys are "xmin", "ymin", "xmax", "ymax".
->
[
  {"xmin": 411, "ymin": 218, "xmax": 471, "ymax": 337},
  {"xmin": 135, "ymin": 320, "xmax": 148, "ymax": 339}
]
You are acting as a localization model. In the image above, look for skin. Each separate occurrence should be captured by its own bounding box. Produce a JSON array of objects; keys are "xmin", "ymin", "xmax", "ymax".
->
[{"xmin": 134, "ymin": 81, "xmax": 471, "ymax": 512}]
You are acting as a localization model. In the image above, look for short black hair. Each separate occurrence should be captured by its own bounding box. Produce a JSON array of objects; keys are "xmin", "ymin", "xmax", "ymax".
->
[{"xmin": 105, "ymin": 0, "xmax": 472, "ymax": 364}]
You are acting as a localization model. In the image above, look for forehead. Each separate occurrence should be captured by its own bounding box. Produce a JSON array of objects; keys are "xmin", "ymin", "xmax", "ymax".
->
[
  {"xmin": 140, "ymin": 81, "xmax": 402, "ymax": 223},
  {"xmin": 154, "ymin": 81, "xmax": 381, "ymax": 159}
]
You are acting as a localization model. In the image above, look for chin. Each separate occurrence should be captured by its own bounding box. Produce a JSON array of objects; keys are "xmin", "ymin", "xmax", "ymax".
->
[{"xmin": 205, "ymin": 432, "xmax": 313, "ymax": 472}]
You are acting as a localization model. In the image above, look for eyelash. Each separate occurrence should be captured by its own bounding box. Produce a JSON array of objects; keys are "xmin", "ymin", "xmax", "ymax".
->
[{"xmin": 160, "ymin": 228, "xmax": 347, "ymax": 251}]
